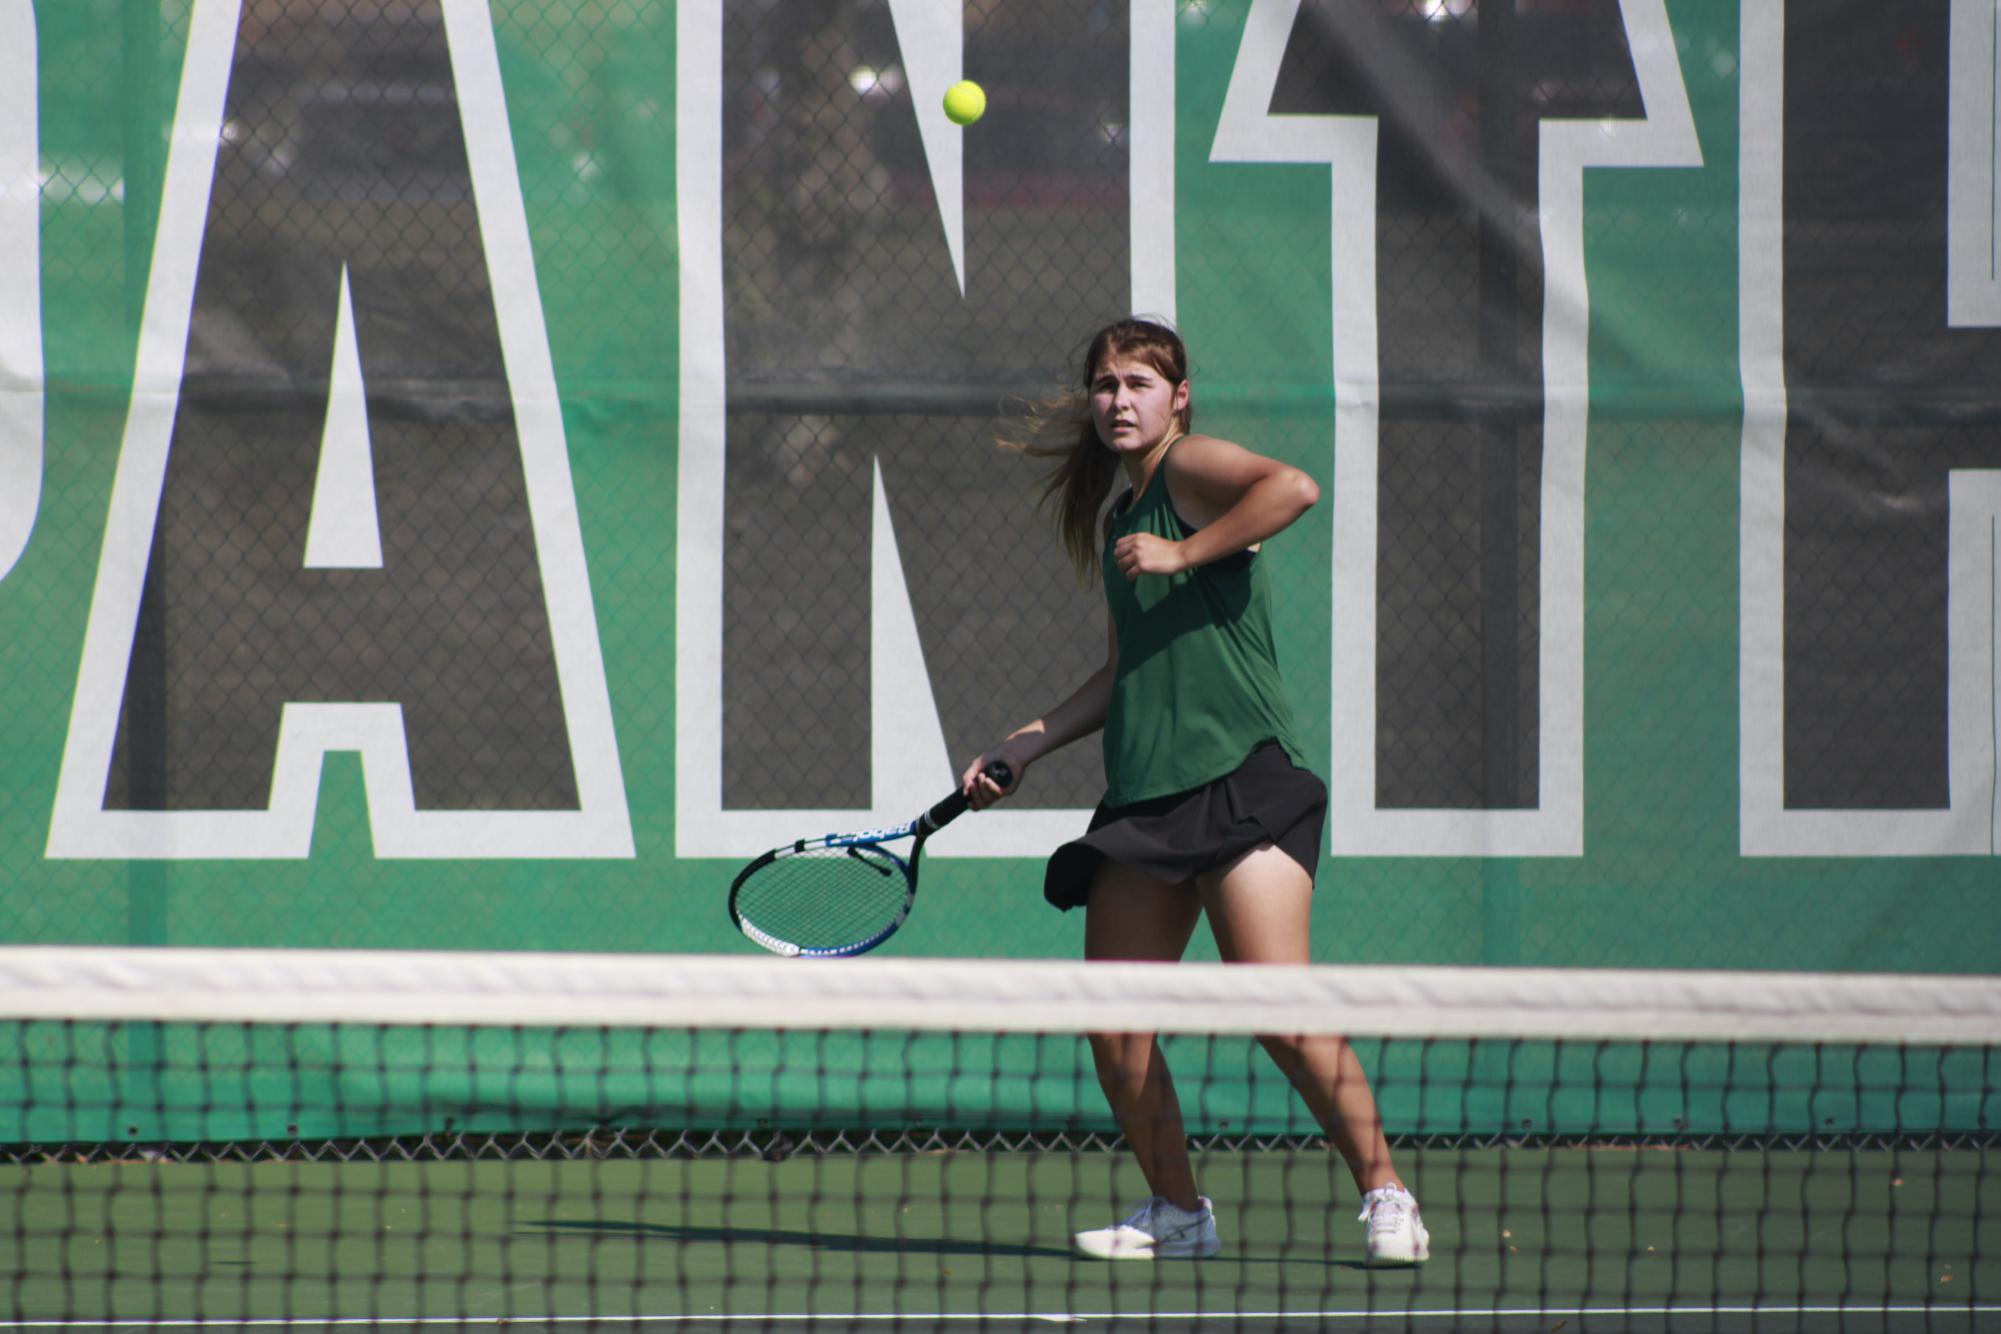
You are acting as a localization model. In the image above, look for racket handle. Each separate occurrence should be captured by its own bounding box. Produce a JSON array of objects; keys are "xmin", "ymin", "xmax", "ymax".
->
[{"xmin": 925, "ymin": 761, "xmax": 1014, "ymax": 830}]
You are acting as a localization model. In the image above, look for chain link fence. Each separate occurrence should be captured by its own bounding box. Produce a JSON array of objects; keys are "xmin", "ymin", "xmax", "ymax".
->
[{"xmin": 4, "ymin": 0, "xmax": 1996, "ymax": 974}]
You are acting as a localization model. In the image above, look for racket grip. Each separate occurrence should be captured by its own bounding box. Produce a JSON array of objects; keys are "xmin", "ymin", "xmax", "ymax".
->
[{"xmin": 926, "ymin": 761, "xmax": 1014, "ymax": 830}]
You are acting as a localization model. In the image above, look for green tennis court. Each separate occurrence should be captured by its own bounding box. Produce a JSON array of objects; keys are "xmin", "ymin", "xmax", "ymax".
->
[{"xmin": 5, "ymin": 1144, "xmax": 1994, "ymax": 1329}]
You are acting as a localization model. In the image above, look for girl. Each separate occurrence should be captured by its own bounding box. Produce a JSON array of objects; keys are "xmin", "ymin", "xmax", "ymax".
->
[{"xmin": 961, "ymin": 317, "xmax": 1427, "ymax": 1266}]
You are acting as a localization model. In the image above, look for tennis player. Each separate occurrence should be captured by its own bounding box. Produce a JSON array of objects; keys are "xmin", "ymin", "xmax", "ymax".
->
[{"xmin": 960, "ymin": 316, "xmax": 1428, "ymax": 1266}]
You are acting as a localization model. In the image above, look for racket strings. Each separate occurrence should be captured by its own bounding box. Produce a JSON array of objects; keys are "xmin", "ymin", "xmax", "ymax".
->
[{"xmin": 734, "ymin": 844, "xmax": 913, "ymax": 950}]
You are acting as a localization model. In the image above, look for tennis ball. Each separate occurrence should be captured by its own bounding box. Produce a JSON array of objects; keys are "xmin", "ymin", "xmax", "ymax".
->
[{"xmin": 943, "ymin": 80, "xmax": 986, "ymax": 127}]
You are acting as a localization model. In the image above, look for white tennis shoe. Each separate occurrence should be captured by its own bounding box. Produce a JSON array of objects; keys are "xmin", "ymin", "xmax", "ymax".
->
[
  {"xmin": 1359, "ymin": 1184, "xmax": 1430, "ymax": 1265},
  {"xmin": 1072, "ymin": 1195, "xmax": 1221, "ymax": 1260}
]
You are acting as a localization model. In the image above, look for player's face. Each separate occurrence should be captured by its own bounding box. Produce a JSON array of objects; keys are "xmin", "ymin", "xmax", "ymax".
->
[{"xmin": 1090, "ymin": 355, "xmax": 1189, "ymax": 456}]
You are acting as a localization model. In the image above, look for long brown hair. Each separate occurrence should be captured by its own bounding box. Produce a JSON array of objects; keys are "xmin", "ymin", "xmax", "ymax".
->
[{"xmin": 1004, "ymin": 317, "xmax": 1192, "ymax": 580}]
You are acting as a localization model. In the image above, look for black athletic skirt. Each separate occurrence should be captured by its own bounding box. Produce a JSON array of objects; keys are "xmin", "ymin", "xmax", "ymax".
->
[{"xmin": 1042, "ymin": 741, "xmax": 1329, "ymax": 911}]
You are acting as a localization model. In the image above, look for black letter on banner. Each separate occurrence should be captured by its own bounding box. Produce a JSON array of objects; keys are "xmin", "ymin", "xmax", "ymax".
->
[
  {"xmin": 718, "ymin": 1, "xmax": 1126, "ymax": 809},
  {"xmin": 1275, "ymin": 1, "xmax": 1639, "ymax": 809},
  {"xmin": 1779, "ymin": 2, "xmax": 1989, "ymax": 809},
  {"xmin": 105, "ymin": 8, "xmax": 577, "ymax": 813}
]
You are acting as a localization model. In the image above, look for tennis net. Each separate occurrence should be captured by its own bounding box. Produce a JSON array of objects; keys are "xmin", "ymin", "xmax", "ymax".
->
[{"xmin": 0, "ymin": 947, "xmax": 1995, "ymax": 1331}]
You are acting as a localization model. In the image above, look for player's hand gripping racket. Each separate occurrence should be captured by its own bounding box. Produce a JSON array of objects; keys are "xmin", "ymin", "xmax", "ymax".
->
[{"xmin": 729, "ymin": 763, "xmax": 1012, "ymax": 959}]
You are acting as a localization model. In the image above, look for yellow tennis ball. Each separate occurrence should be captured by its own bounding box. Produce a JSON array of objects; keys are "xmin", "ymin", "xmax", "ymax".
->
[{"xmin": 943, "ymin": 80, "xmax": 986, "ymax": 127}]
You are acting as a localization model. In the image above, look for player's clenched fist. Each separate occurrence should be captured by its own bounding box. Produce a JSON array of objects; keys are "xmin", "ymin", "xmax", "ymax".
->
[{"xmin": 1112, "ymin": 531, "xmax": 1189, "ymax": 581}]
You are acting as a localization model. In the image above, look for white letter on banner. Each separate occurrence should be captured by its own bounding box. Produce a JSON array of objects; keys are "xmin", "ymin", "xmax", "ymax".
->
[
  {"xmin": 46, "ymin": 0, "xmax": 631, "ymax": 860},
  {"xmin": 1739, "ymin": 0, "xmax": 1999, "ymax": 855},
  {"xmin": 0, "ymin": 0, "xmax": 39, "ymax": 582},
  {"xmin": 1211, "ymin": 0, "xmax": 1700, "ymax": 856}
]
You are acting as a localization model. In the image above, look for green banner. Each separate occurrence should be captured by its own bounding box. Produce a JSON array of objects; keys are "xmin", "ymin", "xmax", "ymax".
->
[{"xmin": 3, "ymin": 0, "xmax": 1998, "ymax": 1137}]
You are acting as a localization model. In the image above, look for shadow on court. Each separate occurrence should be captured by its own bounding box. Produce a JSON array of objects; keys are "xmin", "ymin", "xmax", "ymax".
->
[
  {"xmin": 528, "ymin": 1215, "xmax": 1078, "ymax": 1260},
  {"xmin": 526, "ymin": 1215, "xmax": 1377, "ymax": 1269}
]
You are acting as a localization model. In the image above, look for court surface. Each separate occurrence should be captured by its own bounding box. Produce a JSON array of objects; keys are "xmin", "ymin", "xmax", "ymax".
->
[{"xmin": 4, "ymin": 1144, "xmax": 1993, "ymax": 1331}]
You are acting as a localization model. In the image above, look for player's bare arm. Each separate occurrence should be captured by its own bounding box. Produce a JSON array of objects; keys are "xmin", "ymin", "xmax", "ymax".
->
[{"xmin": 1110, "ymin": 435, "xmax": 1319, "ymax": 582}]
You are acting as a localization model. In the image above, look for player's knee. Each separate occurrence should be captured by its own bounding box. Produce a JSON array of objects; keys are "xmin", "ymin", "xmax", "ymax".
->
[
  {"xmin": 1086, "ymin": 1032, "xmax": 1153, "ymax": 1098},
  {"xmin": 1254, "ymin": 1031, "xmax": 1305, "ymax": 1072}
]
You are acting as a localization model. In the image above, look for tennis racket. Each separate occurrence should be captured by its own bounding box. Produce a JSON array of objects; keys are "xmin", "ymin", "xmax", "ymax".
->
[{"xmin": 729, "ymin": 762, "xmax": 1012, "ymax": 959}]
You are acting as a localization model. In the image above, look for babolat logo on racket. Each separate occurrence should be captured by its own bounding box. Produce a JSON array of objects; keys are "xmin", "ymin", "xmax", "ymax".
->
[
  {"xmin": 729, "ymin": 763, "xmax": 1010, "ymax": 959},
  {"xmin": 821, "ymin": 824, "xmax": 907, "ymax": 848}
]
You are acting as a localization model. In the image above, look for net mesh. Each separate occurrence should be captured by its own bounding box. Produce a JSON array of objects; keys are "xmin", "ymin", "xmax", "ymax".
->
[{"xmin": 0, "ymin": 949, "xmax": 1995, "ymax": 1329}]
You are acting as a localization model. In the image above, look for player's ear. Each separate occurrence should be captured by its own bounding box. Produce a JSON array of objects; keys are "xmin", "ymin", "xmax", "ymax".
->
[{"xmin": 1172, "ymin": 379, "xmax": 1190, "ymax": 421}]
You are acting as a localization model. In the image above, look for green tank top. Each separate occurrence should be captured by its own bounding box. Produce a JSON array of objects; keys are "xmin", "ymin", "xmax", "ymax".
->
[{"xmin": 1099, "ymin": 458, "xmax": 1308, "ymax": 806}]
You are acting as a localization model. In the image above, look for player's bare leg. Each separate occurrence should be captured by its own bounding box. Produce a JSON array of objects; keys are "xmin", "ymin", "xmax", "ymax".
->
[
  {"xmin": 1197, "ymin": 843, "xmax": 1400, "ymax": 1193},
  {"xmin": 1082, "ymin": 862, "xmax": 1202, "ymax": 1210}
]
